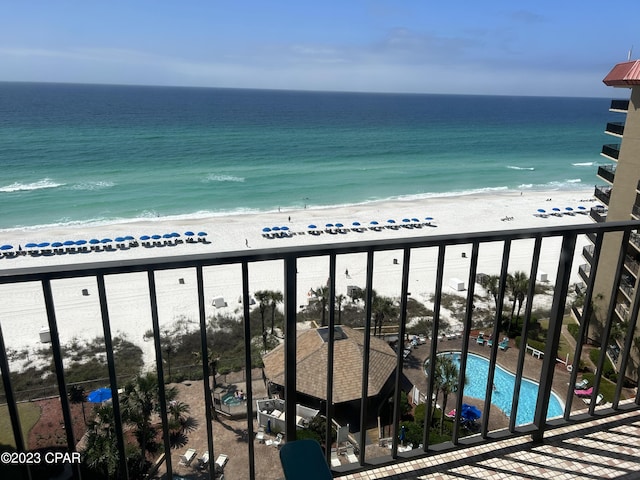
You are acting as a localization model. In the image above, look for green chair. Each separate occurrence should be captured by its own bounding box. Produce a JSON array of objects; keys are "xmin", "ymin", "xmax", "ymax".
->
[{"xmin": 279, "ymin": 439, "xmax": 333, "ymax": 479}]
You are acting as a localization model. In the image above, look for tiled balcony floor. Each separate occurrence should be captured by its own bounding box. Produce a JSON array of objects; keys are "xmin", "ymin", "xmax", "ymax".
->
[{"xmin": 340, "ymin": 407, "xmax": 640, "ymax": 479}]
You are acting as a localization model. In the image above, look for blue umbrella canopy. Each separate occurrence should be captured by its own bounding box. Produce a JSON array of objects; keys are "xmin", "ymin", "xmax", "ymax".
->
[
  {"xmin": 461, "ymin": 403, "xmax": 481, "ymax": 421},
  {"xmin": 171, "ymin": 232, "xmax": 180, "ymax": 237},
  {"xmin": 281, "ymin": 226, "xmax": 290, "ymax": 231},
  {"xmin": 25, "ymin": 242, "xmax": 38, "ymax": 248},
  {"xmin": 325, "ymin": 223, "xmax": 334, "ymax": 228},
  {"xmin": 115, "ymin": 237, "xmax": 126, "ymax": 242},
  {"xmin": 352, "ymin": 221, "xmax": 361, "ymax": 226},
  {"xmin": 335, "ymin": 223, "xmax": 343, "ymax": 228},
  {"xmin": 38, "ymin": 242, "xmax": 50, "ymax": 248},
  {"xmin": 537, "ymin": 209, "xmax": 546, "ymax": 213},
  {"xmin": 89, "ymin": 239, "xmax": 101, "ymax": 245},
  {"xmin": 272, "ymin": 226, "xmax": 281, "ymax": 231},
  {"xmin": 387, "ymin": 219, "xmax": 396, "ymax": 224},
  {"xmin": 308, "ymin": 224, "xmax": 317, "ymax": 229},
  {"xmin": 565, "ymin": 207, "xmax": 574, "ymax": 211},
  {"xmin": 262, "ymin": 227, "xmax": 272, "ymax": 232},
  {"xmin": 75, "ymin": 240, "xmax": 87, "ymax": 245},
  {"xmin": 425, "ymin": 217, "xmax": 434, "ymax": 221},
  {"xmin": 370, "ymin": 221, "xmax": 379, "ymax": 225},
  {"xmin": 402, "ymin": 218, "xmax": 411, "ymax": 223},
  {"xmin": 162, "ymin": 233, "xmax": 173, "ymax": 239},
  {"xmin": 51, "ymin": 242, "xmax": 64, "ymax": 248},
  {"xmin": 151, "ymin": 234, "xmax": 161, "ymax": 240},
  {"xmin": 411, "ymin": 218, "xmax": 420, "ymax": 222},
  {"xmin": 197, "ymin": 232, "xmax": 207, "ymax": 236},
  {"xmin": 552, "ymin": 207, "xmax": 561, "ymax": 212},
  {"xmin": 577, "ymin": 206, "xmax": 586, "ymax": 210},
  {"xmin": 184, "ymin": 231, "xmax": 195, "ymax": 236},
  {"xmin": 0, "ymin": 244, "xmax": 13, "ymax": 250},
  {"xmin": 63, "ymin": 240, "xmax": 75, "ymax": 246},
  {"xmin": 87, "ymin": 387, "xmax": 112, "ymax": 403},
  {"xmin": 101, "ymin": 238, "xmax": 113, "ymax": 243},
  {"xmin": 139, "ymin": 235, "xmax": 150, "ymax": 241},
  {"xmin": 124, "ymin": 235, "xmax": 135, "ymax": 241}
]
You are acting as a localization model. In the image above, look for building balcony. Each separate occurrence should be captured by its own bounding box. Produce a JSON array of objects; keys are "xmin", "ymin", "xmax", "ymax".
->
[
  {"xmin": 590, "ymin": 206, "xmax": 608, "ymax": 223},
  {"xmin": 1, "ymin": 221, "xmax": 640, "ymax": 480},
  {"xmin": 597, "ymin": 164, "xmax": 616, "ymax": 185},
  {"xmin": 625, "ymin": 255, "xmax": 640, "ymax": 277},
  {"xmin": 594, "ymin": 185, "xmax": 612, "ymax": 206},
  {"xmin": 582, "ymin": 244, "xmax": 594, "ymax": 264},
  {"xmin": 630, "ymin": 232, "xmax": 640, "ymax": 252},
  {"xmin": 605, "ymin": 121, "xmax": 625, "ymax": 137},
  {"xmin": 610, "ymin": 99, "xmax": 630, "ymax": 112},
  {"xmin": 633, "ymin": 204, "xmax": 640, "ymax": 220},
  {"xmin": 601, "ymin": 143, "xmax": 620, "ymax": 161},
  {"xmin": 578, "ymin": 263, "xmax": 591, "ymax": 283},
  {"xmin": 615, "ymin": 300, "xmax": 631, "ymax": 321}
]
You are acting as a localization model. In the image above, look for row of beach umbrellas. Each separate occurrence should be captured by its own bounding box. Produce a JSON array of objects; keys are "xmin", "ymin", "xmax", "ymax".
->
[
  {"xmin": 264, "ymin": 217, "xmax": 436, "ymax": 233},
  {"xmin": 1, "ymin": 231, "xmax": 208, "ymax": 252},
  {"xmin": 536, "ymin": 206, "xmax": 591, "ymax": 216}
]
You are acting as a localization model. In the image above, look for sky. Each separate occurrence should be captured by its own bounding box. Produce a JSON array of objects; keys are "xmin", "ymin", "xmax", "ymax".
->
[{"xmin": 0, "ymin": 0, "xmax": 638, "ymax": 97}]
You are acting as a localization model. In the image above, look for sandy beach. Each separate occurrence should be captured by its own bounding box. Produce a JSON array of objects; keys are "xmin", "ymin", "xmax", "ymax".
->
[{"xmin": 0, "ymin": 189, "xmax": 595, "ymax": 368}]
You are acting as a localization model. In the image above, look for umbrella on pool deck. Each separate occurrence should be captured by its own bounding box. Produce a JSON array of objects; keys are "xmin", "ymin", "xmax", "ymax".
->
[
  {"xmin": 461, "ymin": 404, "xmax": 481, "ymax": 421},
  {"xmin": 87, "ymin": 387, "xmax": 112, "ymax": 403}
]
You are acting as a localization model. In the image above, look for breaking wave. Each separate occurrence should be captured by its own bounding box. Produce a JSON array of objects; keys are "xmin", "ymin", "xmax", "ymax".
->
[{"xmin": 0, "ymin": 178, "xmax": 64, "ymax": 193}]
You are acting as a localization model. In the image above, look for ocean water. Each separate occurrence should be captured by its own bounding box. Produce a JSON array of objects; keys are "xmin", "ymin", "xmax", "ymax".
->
[{"xmin": 0, "ymin": 82, "xmax": 617, "ymax": 231}]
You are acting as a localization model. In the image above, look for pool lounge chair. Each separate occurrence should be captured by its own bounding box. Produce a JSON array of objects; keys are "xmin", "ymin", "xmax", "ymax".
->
[
  {"xmin": 574, "ymin": 378, "xmax": 589, "ymax": 390},
  {"xmin": 330, "ymin": 448, "xmax": 341, "ymax": 467},
  {"xmin": 179, "ymin": 448, "xmax": 197, "ymax": 466},
  {"xmin": 445, "ymin": 409, "xmax": 456, "ymax": 419},
  {"xmin": 582, "ymin": 393, "xmax": 604, "ymax": 406},
  {"xmin": 215, "ymin": 454, "xmax": 229, "ymax": 471},
  {"xmin": 499, "ymin": 338, "xmax": 509, "ymax": 350},
  {"xmin": 345, "ymin": 446, "xmax": 358, "ymax": 463},
  {"xmin": 574, "ymin": 386, "xmax": 594, "ymax": 397},
  {"xmin": 476, "ymin": 333, "xmax": 485, "ymax": 345}
]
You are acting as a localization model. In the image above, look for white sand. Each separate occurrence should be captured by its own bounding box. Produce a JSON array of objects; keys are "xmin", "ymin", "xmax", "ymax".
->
[{"xmin": 0, "ymin": 189, "xmax": 596, "ymax": 369}]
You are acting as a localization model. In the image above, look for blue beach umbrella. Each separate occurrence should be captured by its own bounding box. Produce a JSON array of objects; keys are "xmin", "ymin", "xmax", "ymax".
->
[
  {"xmin": 272, "ymin": 226, "xmax": 281, "ymax": 232},
  {"xmin": 552, "ymin": 207, "xmax": 561, "ymax": 212},
  {"xmin": 565, "ymin": 207, "xmax": 574, "ymax": 212},
  {"xmin": 411, "ymin": 218, "xmax": 420, "ymax": 223},
  {"xmin": 139, "ymin": 235, "xmax": 150, "ymax": 241},
  {"xmin": 162, "ymin": 233, "xmax": 173, "ymax": 239},
  {"xmin": 281, "ymin": 226, "xmax": 289, "ymax": 231},
  {"xmin": 402, "ymin": 218, "xmax": 411, "ymax": 223},
  {"xmin": 262, "ymin": 227, "xmax": 271, "ymax": 233},
  {"xmin": 51, "ymin": 242, "xmax": 64, "ymax": 248},
  {"xmin": 115, "ymin": 237, "xmax": 126, "ymax": 242},
  {"xmin": 38, "ymin": 242, "xmax": 50, "ymax": 248},
  {"xmin": 577, "ymin": 206, "xmax": 586, "ymax": 211},
  {"xmin": 25, "ymin": 242, "xmax": 38, "ymax": 248},
  {"xmin": 88, "ymin": 387, "xmax": 112, "ymax": 403},
  {"xmin": 89, "ymin": 239, "xmax": 101, "ymax": 245},
  {"xmin": 197, "ymin": 232, "xmax": 207, "ymax": 237},
  {"xmin": 370, "ymin": 221, "xmax": 379, "ymax": 225},
  {"xmin": 387, "ymin": 219, "xmax": 396, "ymax": 224},
  {"xmin": 124, "ymin": 235, "xmax": 135, "ymax": 241},
  {"xmin": 0, "ymin": 244, "xmax": 13, "ymax": 251},
  {"xmin": 325, "ymin": 223, "xmax": 334, "ymax": 228},
  {"xmin": 75, "ymin": 240, "xmax": 87, "ymax": 245},
  {"xmin": 63, "ymin": 240, "xmax": 75, "ymax": 246},
  {"xmin": 425, "ymin": 217, "xmax": 434, "ymax": 221},
  {"xmin": 352, "ymin": 221, "xmax": 361, "ymax": 227},
  {"xmin": 101, "ymin": 238, "xmax": 113, "ymax": 243},
  {"xmin": 308, "ymin": 224, "xmax": 317, "ymax": 229},
  {"xmin": 184, "ymin": 231, "xmax": 195, "ymax": 237},
  {"xmin": 461, "ymin": 404, "xmax": 481, "ymax": 421},
  {"xmin": 171, "ymin": 232, "xmax": 180, "ymax": 237},
  {"xmin": 537, "ymin": 209, "xmax": 546, "ymax": 213},
  {"xmin": 335, "ymin": 223, "xmax": 343, "ymax": 228}
]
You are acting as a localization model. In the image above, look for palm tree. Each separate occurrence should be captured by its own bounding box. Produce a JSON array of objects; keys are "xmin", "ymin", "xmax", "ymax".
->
[
  {"xmin": 371, "ymin": 292, "xmax": 397, "ymax": 336},
  {"xmin": 315, "ymin": 285, "xmax": 331, "ymax": 326},
  {"xmin": 120, "ymin": 373, "xmax": 163, "ymax": 459},
  {"xmin": 482, "ymin": 274, "xmax": 501, "ymax": 313},
  {"xmin": 192, "ymin": 350, "xmax": 219, "ymax": 419},
  {"xmin": 83, "ymin": 404, "xmax": 120, "ymax": 478},
  {"xmin": 509, "ymin": 271, "xmax": 529, "ymax": 331},
  {"xmin": 432, "ymin": 354, "xmax": 461, "ymax": 435},
  {"xmin": 269, "ymin": 290, "xmax": 283, "ymax": 334},
  {"xmin": 335, "ymin": 294, "xmax": 345, "ymax": 324},
  {"xmin": 254, "ymin": 290, "xmax": 270, "ymax": 351}
]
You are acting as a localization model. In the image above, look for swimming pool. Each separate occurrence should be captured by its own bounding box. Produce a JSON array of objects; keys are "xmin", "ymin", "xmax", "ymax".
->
[
  {"xmin": 222, "ymin": 392, "xmax": 243, "ymax": 406},
  {"xmin": 425, "ymin": 352, "xmax": 564, "ymax": 426}
]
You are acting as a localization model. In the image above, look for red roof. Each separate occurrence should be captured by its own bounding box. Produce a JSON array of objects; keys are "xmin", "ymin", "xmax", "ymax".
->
[{"xmin": 603, "ymin": 60, "xmax": 640, "ymax": 86}]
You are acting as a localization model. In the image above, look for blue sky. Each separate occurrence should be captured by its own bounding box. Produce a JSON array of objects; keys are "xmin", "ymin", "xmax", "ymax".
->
[{"xmin": 0, "ymin": 1, "xmax": 638, "ymax": 97}]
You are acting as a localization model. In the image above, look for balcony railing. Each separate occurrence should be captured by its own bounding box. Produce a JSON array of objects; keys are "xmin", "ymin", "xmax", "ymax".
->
[
  {"xmin": 601, "ymin": 143, "xmax": 621, "ymax": 161},
  {"xmin": 594, "ymin": 185, "xmax": 612, "ymax": 206},
  {"xmin": 578, "ymin": 263, "xmax": 591, "ymax": 283},
  {"xmin": 590, "ymin": 206, "xmax": 608, "ymax": 223},
  {"xmin": 610, "ymin": 99, "xmax": 630, "ymax": 112},
  {"xmin": 1, "ymin": 221, "xmax": 640, "ymax": 480},
  {"xmin": 605, "ymin": 121, "xmax": 625, "ymax": 136},
  {"xmin": 582, "ymin": 244, "xmax": 595, "ymax": 264},
  {"xmin": 597, "ymin": 164, "xmax": 616, "ymax": 185}
]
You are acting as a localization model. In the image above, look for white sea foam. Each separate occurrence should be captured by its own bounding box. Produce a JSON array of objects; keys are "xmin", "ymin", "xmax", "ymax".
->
[
  {"xmin": 204, "ymin": 174, "xmax": 245, "ymax": 183},
  {"xmin": 0, "ymin": 178, "xmax": 64, "ymax": 193},
  {"xmin": 68, "ymin": 180, "xmax": 115, "ymax": 191},
  {"xmin": 506, "ymin": 165, "xmax": 535, "ymax": 171},
  {"xmin": 572, "ymin": 162, "xmax": 595, "ymax": 166}
]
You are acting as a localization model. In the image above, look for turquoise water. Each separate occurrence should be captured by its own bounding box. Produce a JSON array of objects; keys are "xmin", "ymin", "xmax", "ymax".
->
[
  {"xmin": 431, "ymin": 352, "xmax": 564, "ymax": 426},
  {"xmin": 0, "ymin": 82, "xmax": 617, "ymax": 230}
]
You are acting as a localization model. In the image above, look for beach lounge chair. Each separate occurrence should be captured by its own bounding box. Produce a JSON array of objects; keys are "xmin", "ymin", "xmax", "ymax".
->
[
  {"xmin": 330, "ymin": 448, "xmax": 341, "ymax": 467},
  {"xmin": 345, "ymin": 446, "xmax": 358, "ymax": 463},
  {"xmin": 574, "ymin": 386, "xmax": 594, "ymax": 397},
  {"xmin": 179, "ymin": 448, "xmax": 197, "ymax": 466},
  {"xmin": 582, "ymin": 393, "xmax": 604, "ymax": 406},
  {"xmin": 499, "ymin": 338, "xmax": 509, "ymax": 350},
  {"xmin": 476, "ymin": 333, "xmax": 485, "ymax": 345}
]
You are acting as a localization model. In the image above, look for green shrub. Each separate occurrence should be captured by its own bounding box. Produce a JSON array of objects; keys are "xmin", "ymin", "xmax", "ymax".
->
[{"xmin": 567, "ymin": 323, "xmax": 580, "ymax": 341}]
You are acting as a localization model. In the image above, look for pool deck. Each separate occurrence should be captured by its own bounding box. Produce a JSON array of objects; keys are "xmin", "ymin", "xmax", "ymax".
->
[{"xmin": 401, "ymin": 333, "xmax": 623, "ymax": 432}]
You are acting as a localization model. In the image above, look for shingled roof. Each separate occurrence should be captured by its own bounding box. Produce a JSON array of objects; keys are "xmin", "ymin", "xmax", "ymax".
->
[
  {"xmin": 603, "ymin": 60, "xmax": 640, "ymax": 86},
  {"xmin": 262, "ymin": 326, "xmax": 397, "ymax": 404}
]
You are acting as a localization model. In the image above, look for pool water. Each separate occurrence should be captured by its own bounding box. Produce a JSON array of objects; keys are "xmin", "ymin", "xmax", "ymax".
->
[
  {"xmin": 427, "ymin": 352, "xmax": 564, "ymax": 426},
  {"xmin": 222, "ymin": 392, "xmax": 243, "ymax": 406}
]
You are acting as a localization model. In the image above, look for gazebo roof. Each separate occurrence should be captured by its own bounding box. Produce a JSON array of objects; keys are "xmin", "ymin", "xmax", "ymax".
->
[{"xmin": 262, "ymin": 325, "xmax": 397, "ymax": 403}]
